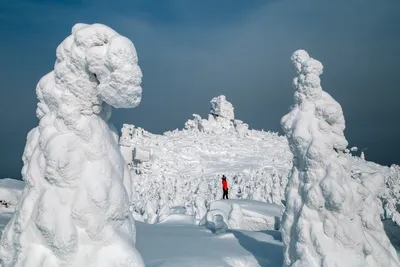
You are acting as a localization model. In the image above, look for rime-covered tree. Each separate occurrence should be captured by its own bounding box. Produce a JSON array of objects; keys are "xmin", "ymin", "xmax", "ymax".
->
[
  {"xmin": 280, "ymin": 49, "xmax": 400, "ymax": 267},
  {"xmin": 0, "ymin": 23, "xmax": 145, "ymax": 267}
]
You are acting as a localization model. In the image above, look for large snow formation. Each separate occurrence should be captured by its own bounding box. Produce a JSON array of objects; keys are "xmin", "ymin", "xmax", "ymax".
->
[
  {"xmin": 280, "ymin": 50, "xmax": 400, "ymax": 267},
  {"xmin": 0, "ymin": 23, "xmax": 145, "ymax": 267}
]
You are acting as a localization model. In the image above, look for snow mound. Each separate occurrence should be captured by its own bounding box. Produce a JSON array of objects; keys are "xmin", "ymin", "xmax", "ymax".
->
[
  {"xmin": 200, "ymin": 199, "xmax": 283, "ymax": 232},
  {"xmin": 0, "ymin": 23, "xmax": 145, "ymax": 267},
  {"xmin": 280, "ymin": 49, "xmax": 400, "ymax": 267}
]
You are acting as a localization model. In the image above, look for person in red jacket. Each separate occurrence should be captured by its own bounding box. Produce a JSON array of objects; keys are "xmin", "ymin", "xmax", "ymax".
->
[{"xmin": 221, "ymin": 175, "xmax": 229, "ymax": 199}]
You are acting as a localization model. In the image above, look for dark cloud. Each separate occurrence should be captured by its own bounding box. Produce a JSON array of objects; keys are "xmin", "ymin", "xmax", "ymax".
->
[{"xmin": 0, "ymin": 0, "xmax": 399, "ymax": 179}]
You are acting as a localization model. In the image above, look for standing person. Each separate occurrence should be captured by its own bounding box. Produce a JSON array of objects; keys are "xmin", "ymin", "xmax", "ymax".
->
[{"xmin": 221, "ymin": 175, "xmax": 229, "ymax": 199}]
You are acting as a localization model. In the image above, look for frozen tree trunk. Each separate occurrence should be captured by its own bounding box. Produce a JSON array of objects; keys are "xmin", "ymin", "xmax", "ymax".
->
[
  {"xmin": 0, "ymin": 23, "xmax": 145, "ymax": 267},
  {"xmin": 280, "ymin": 50, "xmax": 400, "ymax": 267}
]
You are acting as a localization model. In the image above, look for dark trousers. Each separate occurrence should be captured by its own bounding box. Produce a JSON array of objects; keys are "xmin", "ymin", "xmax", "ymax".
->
[{"xmin": 223, "ymin": 189, "xmax": 229, "ymax": 199}]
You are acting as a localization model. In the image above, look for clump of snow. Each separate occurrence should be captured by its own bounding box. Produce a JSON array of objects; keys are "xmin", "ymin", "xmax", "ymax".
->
[
  {"xmin": 281, "ymin": 49, "xmax": 400, "ymax": 267},
  {"xmin": 0, "ymin": 23, "xmax": 145, "ymax": 267}
]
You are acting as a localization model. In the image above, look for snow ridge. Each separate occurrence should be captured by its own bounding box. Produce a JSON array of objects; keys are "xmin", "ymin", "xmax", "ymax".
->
[
  {"xmin": 280, "ymin": 49, "xmax": 400, "ymax": 267},
  {"xmin": 0, "ymin": 23, "xmax": 145, "ymax": 267}
]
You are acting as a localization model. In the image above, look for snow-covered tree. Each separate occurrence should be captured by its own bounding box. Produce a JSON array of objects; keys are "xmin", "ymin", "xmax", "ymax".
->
[
  {"xmin": 280, "ymin": 49, "xmax": 400, "ymax": 267},
  {"xmin": 0, "ymin": 23, "xmax": 145, "ymax": 267}
]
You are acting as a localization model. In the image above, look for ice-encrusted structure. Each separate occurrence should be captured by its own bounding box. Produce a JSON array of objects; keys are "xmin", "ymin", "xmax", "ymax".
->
[
  {"xmin": 0, "ymin": 23, "xmax": 145, "ymax": 267},
  {"xmin": 280, "ymin": 50, "xmax": 400, "ymax": 267}
]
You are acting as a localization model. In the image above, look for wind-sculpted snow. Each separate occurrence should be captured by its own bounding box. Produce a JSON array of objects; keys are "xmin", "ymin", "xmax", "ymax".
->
[
  {"xmin": 0, "ymin": 23, "xmax": 145, "ymax": 267},
  {"xmin": 281, "ymin": 50, "xmax": 400, "ymax": 267}
]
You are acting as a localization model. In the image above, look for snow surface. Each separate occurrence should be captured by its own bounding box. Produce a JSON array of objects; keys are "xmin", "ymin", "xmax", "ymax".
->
[
  {"xmin": 0, "ymin": 197, "xmax": 284, "ymax": 267},
  {"xmin": 280, "ymin": 49, "xmax": 400, "ymax": 267},
  {"xmin": 0, "ymin": 23, "xmax": 145, "ymax": 267}
]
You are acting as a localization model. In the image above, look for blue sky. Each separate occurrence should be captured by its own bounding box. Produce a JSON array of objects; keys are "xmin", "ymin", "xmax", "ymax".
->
[{"xmin": 0, "ymin": 0, "xmax": 399, "ymax": 178}]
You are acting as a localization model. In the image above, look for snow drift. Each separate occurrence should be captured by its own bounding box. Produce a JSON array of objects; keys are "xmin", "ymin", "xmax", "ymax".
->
[
  {"xmin": 0, "ymin": 23, "xmax": 145, "ymax": 267},
  {"xmin": 280, "ymin": 49, "xmax": 400, "ymax": 267}
]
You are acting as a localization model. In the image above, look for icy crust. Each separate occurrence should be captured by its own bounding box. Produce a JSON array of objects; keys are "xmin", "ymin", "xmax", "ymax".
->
[
  {"xmin": 0, "ymin": 23, "xmax": 145, "ymax": 267},
  {"xmin": 280, "ymin": 50, "xmax": 400, "ymax": 267}
]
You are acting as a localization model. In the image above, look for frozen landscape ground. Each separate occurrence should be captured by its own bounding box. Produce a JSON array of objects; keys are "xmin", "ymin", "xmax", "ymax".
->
[{"xmin": 0, "ymin": 23, "xmax": 399, "ymax": 267}]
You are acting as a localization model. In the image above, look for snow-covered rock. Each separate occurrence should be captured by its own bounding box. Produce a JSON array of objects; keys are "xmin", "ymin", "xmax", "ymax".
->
[
  {"xmin": 184, "ymin": 95, "xmax": 247, "ymax": 135},
  {"xmin": 0, "ymin": 23, "xmax": 145, "ymax": 267},
  {"xmin": 210, "ymin": 95, "xmax": 234, "ymax": 120},
  {"xmin": 280, "ymin": 49, "xmax": 400, "ymax": 267},
  {"xmin": 133, "ymin": 147, "xmax": 151, "ymax": 163}
]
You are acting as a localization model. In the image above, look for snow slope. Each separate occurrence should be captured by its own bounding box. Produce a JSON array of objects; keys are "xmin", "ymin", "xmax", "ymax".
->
[{"xmin": 280, "ymin": 49, "xmax": 400, "ymax": 267}]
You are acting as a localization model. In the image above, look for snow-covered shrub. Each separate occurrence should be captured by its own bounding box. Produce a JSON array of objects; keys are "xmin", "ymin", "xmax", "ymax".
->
[
  {"xmin": 280, "ymin": 49, "xmax": 400, "ymax": 267},
  {"xmin": 0, "ymin": 23, "xmax": 145, "ymax": 267}
]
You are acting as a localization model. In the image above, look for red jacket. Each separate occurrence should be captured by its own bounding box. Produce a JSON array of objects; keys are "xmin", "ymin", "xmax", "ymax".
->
[{"xmin": 222, "ymin": 179, "xmax": 228, "ymax": 190}]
